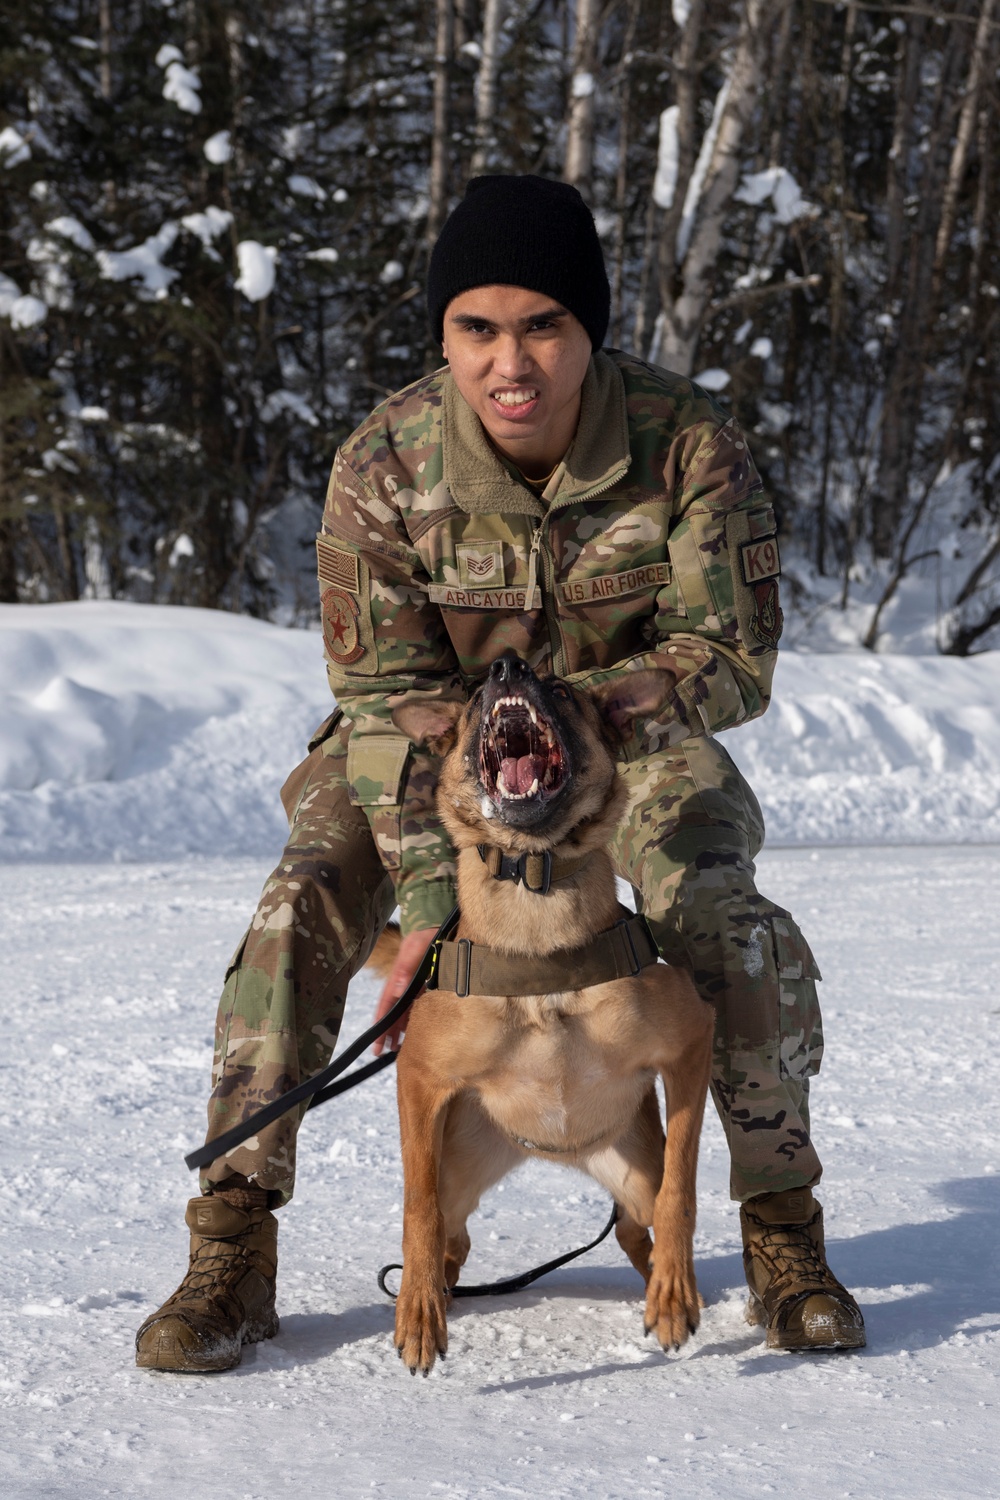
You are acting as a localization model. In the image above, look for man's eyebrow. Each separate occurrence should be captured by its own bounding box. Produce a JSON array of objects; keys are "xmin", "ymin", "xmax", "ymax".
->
[{"xmin": 449, "ymin": 306, "xmax": 569, "ymax": 329}]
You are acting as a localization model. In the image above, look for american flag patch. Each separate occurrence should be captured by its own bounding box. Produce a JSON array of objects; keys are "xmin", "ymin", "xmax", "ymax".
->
[{"xmin": 317, "ymin": 534, "xmax": 360, "ymax": 594}]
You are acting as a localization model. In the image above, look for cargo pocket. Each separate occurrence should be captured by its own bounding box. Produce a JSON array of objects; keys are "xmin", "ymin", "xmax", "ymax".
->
[
  {"xmin": 772, "ymin": 914, "xmax": 823, "ymax": 1082},
  {"xmin": 345, "ymin": 734, "xmax": 411, "ymax": 873},
  {"xmin": 307, "ymin": 707, "xmax": 344, "ymax": 753},
  {"xmin": 223, "ymin": 930, "xmax": 250, "ymax": 983},
  {"xmin": 280, "ymin": 709, "xmax": 346, "ymax": 823}
]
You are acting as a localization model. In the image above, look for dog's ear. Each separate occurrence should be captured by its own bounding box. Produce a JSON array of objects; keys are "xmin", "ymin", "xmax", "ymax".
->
[
  {"xmin": 391, "ymin": 698, "xmax": 464, "ymax": 756},
  {"xmin": 587, "ymin": 669, "xmax": 677, "ymax": 740}
]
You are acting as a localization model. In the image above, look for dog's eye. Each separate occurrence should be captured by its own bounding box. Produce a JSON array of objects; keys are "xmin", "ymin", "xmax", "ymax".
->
[{"xmin": 550, "ymin": 682, "xmax": 571, "ymax": 700}]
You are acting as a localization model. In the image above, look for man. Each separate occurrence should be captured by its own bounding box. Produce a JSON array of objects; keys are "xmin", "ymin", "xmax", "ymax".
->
[{"xmin": 136, "ymin": 175, "xmax": 865, "ymax": 1371}]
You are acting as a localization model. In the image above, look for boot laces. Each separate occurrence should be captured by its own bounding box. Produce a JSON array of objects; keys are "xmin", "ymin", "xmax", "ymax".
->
[
  {"xmin": 756, "ymin": 1222, "xmax": 834, "ymax": 1291},
  {"xmin": 171, "ymin": 1239, "xmax": 252, "ymax": 1305}
]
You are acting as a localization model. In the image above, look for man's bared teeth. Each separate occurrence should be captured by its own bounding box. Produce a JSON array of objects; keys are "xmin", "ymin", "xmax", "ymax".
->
[{"xmin": 493, "ymin": 389, "xmax": 539, "ymax": 406}]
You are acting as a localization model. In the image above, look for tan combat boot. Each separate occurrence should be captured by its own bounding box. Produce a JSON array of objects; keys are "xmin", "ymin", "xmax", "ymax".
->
[
  {"xmin": 741, "ymin": 1187, "xmax": 866, "ymax": 1352},
  {"xmin": 135, "ymin": 1189, "xmax": 279, "ymax": 1372}
]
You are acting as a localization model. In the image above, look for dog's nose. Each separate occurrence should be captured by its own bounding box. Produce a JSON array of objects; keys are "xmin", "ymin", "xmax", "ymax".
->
[{"xmin": 490, "ymin": 650, "xmax": 529, "ymax": 684}]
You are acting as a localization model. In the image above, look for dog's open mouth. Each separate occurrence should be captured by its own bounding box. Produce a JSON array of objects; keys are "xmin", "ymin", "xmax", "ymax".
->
[{"xmin": 480, "ymin": 693, "xmax": 567, "ymax": 806}]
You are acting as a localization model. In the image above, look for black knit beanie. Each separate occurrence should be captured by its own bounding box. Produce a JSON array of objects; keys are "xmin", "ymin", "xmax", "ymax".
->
[{"xmin": 427, "ymin": 175, "xmax": 610, "ymax": 349}]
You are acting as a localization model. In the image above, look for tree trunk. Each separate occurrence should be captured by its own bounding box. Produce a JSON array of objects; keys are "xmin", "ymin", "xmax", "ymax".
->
[
  {"xmin": 427, "ymin": 0, "xmax": 455, "ymax": 253},
  {"xmin": 470, "ymin": 0, "xmax": 505, "ymax": 175},
  {"xmin": 564, "ymin": 0, "xmax": 600, "ymax": 201},
  {"xmin": 932, "ymin": 0, "xmax": 998, "ymax": 297},
  {"xmin": 815, "ymin": 4, "xmax": 857, "ymax": 577},
  {"xmin": 610, "ymin": 0, "xmax": 641, "ymax": 348},
  {"xmin": 874, "ymin": 21, "xmax": 970, "ymax": 555},
  {"xmin": 654, "ymin": 0, "xmax": 778, "ymax": 375},
  {"xmin": 634, "ymin": 0, "xmax": 705, "ymax": 357}
]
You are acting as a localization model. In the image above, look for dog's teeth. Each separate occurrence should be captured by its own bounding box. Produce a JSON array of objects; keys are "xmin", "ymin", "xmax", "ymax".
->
[
  {"xmin": 527, "ymin": 704, "xmax": 537, "ymax": 725},
  {"xmin": 528, "ymin": 778, "xmax": 538, "ymax": 794}
]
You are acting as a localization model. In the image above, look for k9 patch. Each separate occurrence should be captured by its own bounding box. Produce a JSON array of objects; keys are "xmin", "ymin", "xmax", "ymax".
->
[{"xmin": 740, "ymin": 534, "xmax": 781, "ymax": 585}]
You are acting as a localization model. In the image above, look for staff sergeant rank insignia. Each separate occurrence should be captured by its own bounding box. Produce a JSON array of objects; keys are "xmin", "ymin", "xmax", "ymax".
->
[{"xmin": 321, "ymin": 585, "xmax": 365, "ymax": 664}]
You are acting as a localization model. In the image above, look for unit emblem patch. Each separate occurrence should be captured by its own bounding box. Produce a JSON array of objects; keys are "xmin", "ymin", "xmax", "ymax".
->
[
  {"xmin": 322, "ymin": 586, "xmax": 365, "ymax": 664},
  {"xmin": 749, "ymin": 577, "xmax": 783, "ymax": 648}
]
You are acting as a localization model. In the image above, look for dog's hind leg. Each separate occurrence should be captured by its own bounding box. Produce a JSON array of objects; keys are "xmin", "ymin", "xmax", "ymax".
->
[
  {"xmin": 614, "ymin": 1211, "xmax": 654, "ymax": 1284},
  {"xmin": 438, "ymin": 1093, "xmax": 523, "ymax": 1290}
]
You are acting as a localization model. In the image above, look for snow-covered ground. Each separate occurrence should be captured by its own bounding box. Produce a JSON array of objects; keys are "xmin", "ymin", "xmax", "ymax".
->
[
  {"xmin": 3, "ymin": 849, "xmax": 998, "ymax": 1499},
  {"xmin": 1, "ymin": 601, "xmax": 999, "ymax": 1497},
  {"xmin": 2, "ymin": 601, "xmax": 1000, "ymax": 856}
]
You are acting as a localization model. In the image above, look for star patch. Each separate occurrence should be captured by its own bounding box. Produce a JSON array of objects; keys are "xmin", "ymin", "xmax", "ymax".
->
[{"xmin": 322, "ymin": 586, "xmax": 365, "ymax": 664}]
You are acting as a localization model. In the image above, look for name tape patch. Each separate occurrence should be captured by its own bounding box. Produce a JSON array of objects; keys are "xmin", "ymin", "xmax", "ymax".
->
[
  {"xmin": 560, "ymin": 562, "xmax": 668, "ymax": 606},
  {"xmin": 427, "ymin": 583, "xmax": 529, "ymax": 611},
  {"xmin": 317, "ymin": 535, "xmax": 360, "ymax": 595}
]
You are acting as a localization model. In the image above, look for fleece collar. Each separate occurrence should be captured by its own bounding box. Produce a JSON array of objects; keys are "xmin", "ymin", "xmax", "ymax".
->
[{"xmin": 442, "ymin": 350, "xmax": 631, "ymax": 517}]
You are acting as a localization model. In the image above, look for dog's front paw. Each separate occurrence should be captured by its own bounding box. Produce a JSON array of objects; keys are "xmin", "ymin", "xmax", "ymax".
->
[
  {"xmin": 394, "ymin": 1279, "xmax": 448, "ymax": 1376},
  {"xmin": 643, "ymin": 1255, "xmax": 700, "ymax": 1352}
]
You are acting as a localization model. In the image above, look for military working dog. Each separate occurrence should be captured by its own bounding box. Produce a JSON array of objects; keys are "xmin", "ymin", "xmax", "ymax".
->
[{"xmin": 386, "ymin": 650, "xmax": 714, "ymax": 1375}]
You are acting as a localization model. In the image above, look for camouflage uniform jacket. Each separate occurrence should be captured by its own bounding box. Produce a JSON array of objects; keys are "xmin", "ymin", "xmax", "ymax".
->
[{"xmin": 318, "ymin": 348, "xmax": 782, "ymax": 934}]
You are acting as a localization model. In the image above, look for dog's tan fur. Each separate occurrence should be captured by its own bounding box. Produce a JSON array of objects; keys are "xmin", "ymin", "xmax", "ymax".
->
[{"xmin": 387, "ymin": 667, "xmax": 714, "ymax": 1375}]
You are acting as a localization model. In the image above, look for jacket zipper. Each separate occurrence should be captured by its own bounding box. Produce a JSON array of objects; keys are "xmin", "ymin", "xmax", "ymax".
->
[{"xmin": 528, "ymin": 464, "xmax": 630, "ymax": 679}]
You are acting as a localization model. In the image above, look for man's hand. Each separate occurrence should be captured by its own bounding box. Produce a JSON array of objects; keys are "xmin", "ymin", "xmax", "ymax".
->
[{"xmin": 372, "ymin": 926, "xmax": 438, "ymax": 1055}]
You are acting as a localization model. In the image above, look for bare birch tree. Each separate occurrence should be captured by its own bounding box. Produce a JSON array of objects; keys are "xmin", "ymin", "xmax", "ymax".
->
[
  {"xmin": 932, "ymin": 0, "xmax": 999, "ymax": 298},
  {"xmin": 470, "ymin": 0, "xmax": 505, "ymax": 175},
  {"xmin": 651, "ymin": 0, "xmax": 780, "ymax": 375},
  {"xmin": 427, "ymin": 0, "xmax": 454, "ymax": 252},
  {"xmin": 564, "ymin": 0, "xmax": 600, "ymax": 201}
]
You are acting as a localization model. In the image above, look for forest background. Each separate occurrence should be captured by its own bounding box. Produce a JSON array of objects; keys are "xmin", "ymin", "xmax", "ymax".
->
[{"xmin": 1, "ymin": 0, "xmax": 998, "ymax": 653}]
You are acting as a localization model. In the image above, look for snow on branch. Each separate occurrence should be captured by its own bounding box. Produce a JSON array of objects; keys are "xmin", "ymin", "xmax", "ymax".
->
[
  {"xmin": 235, "ymin": 241, "xmax": 277, "ymax": 302},
  {"xmin": 97, "ymin": 224, "xmax": 180, "ymax": 297},
  {"xmin": 155, "ymin": 45, "xmax": 202, "ymax": 115},
  {"xmin": 733, "ymin": 167, "xmax": 819, "ymax": 225}
]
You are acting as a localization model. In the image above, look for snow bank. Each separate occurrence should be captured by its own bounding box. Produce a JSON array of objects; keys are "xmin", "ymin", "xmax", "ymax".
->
[
  {"xmin": 1, "ymin": 601, "xmax": 998, "ymax": 860},
  {"xmin": 0, "ymin": 602, "xmax": 331, "ymax": 859},
  {"xmin": 729, "ymin": 651, "xmax": 1000, "ymax": 844}
]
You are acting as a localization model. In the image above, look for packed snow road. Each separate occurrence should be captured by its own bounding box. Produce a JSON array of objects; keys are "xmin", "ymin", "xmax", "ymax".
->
[{"xmin": 2, "ymin": 846, "xmax": 998, "ymax": 1499}]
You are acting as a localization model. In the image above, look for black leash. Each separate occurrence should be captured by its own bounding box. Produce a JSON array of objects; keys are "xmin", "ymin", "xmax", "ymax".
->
[
  {"xmin": 377, "ymin": 1201, "xmax": 619, "ymax": 1301},
  {"xmin": 184, "ymin": 907, "xmax": 459, "ymax": 1173}
]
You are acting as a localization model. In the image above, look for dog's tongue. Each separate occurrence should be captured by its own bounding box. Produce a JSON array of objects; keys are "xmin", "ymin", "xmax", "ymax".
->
[{"xmin": 500, "ymin": 754, "xmax": 545, "ymax": 794}]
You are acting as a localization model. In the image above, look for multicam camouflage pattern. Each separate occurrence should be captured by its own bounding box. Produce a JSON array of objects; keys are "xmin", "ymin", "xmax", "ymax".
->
[
  {"xmin": 203, "ymin": 722, "xmax": 822, "ymax": 1205},
  {"xmin": 319, "ymin": 348, "xmax": 782, "ymax": 934},
  {"xmin": 202, "ymin": 713, "xmax": 398, "ymax": 1203},
  {"xmin": 612, "ymin": 735, "xmax": 822, "ymax": 1201}
]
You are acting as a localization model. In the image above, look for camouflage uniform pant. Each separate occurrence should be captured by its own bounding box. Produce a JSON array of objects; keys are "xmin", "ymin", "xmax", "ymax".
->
[{"xmin": 203, "ymin": 718, "xmax": 823, "ymax": 1205}]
